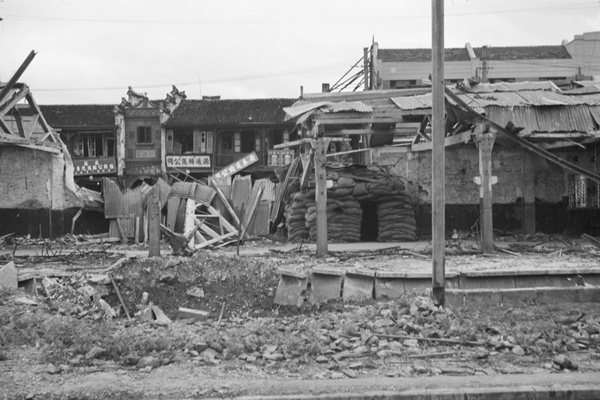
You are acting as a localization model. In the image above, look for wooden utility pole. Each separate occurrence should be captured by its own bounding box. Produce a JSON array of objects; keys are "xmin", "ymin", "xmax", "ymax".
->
[
  {"xmin": 475, "ymin": 129, "xmax": 496, "ymax": 252},
  {"xmin": 148, "ymin": 187, "xmax": 161, "ymax": 257},
  {"xmin": 313, "ymin": 135, "xmax": 329, "ymax": 258},
  {"xmin": 431, "ymin": 0, "xmax": 445, "ymax": 305}
]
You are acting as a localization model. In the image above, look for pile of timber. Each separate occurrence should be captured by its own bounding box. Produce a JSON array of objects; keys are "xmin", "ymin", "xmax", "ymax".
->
[
  {"xmin": 285, "ymin": 165, "xmax": 417, "ymax": 242},
  {"xmin": 102, "ymin": 176, "xmax": 275, "ymax": 253}
]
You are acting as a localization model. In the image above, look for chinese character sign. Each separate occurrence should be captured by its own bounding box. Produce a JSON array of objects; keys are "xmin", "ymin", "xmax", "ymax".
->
[
  {"xmin": 166, "ymin": 155, "xmax": 211, "ymax": 168},
  {"xmin": 212, "ymin": 152, "xmax": 259, "ymax": 179}
]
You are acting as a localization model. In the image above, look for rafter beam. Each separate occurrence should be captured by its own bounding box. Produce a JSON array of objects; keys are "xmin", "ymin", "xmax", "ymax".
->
[{"xmin": 0, "ymin": 86, "xmax": 30, "ymax": 119}]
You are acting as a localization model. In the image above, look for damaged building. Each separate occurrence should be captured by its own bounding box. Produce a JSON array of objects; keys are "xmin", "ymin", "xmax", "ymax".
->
[
  {"xmin": 278, "ymin": 80, "xmax": 600, "ymax": 244},
  {"xmin": 0, "ymin": 61, "xmax": 83, "ymax": 238}
]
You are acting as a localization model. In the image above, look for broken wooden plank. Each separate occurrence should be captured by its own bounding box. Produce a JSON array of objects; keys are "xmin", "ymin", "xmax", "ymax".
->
[
  {"xmin": 582, "ymin": 233, "xmax": 600, "ymax": 249},
  {"xmin": 194, "ymin": 231, "xmax": 237, "ymax": 250},
  {"xmin": 411, "ymin": 130, "xmax": 472, "ymax": 152},
  {"xmin": 209, "ymin": 179, "xmax": 241, "ymax": 227},
  {"xmin": 207, "ymin": 206, "xmax": 238, "ymax": 233},
  {"xmin": 240, "ymin": 185, "xmax": 263, "ymax": 240}
]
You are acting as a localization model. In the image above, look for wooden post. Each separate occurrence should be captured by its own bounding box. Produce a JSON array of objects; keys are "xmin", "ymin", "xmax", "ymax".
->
[
  {"xmin": 148, "ymin": 187, "xmax": 161, "ymax": 257},
  {"xmin": 363, "ymin": 47, "xmax": 369, "ymax": 91},
  {"xmin": 313, "ymin": 136, "xmax": 329, "ymax": 258},
  {"xmin": 476, "ymin": 131, "xmax": 496, "ymax": 252},
  {"xmin": 431, "ymin": 0, "xmax": 445, "ymax": 305},
  {"xmin": 184, "ymin": 199, "xmax": 196, "ymax": 250}
]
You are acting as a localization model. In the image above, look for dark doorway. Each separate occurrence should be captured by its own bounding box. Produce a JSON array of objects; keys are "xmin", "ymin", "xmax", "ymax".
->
[{"xmin": 361, "ymin": 201, "xmax": 378, "ymax": 241}]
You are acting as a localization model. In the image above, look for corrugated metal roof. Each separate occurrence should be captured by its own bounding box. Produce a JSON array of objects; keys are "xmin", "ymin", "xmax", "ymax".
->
[
  {"xmin": 486, "ymin": 105, "xmax": 598, "ymax": 134},
  {"xmin": 167, "ymin": 98, "xmax": 296, "ymax": 127},
  {"xmin": 40, "ymin": 105, "xmax": 115, "ymax": 129},
  {"xmin": 324, "ymin": 101, "xmax": 373, "ymax": 113},
  {"xmin": 391, "ymin": 94, "xmax": 432, "ymax": 110},
  {"xmin": 469, "ymin": 81, "xmax": 560, "ymax": 93}
]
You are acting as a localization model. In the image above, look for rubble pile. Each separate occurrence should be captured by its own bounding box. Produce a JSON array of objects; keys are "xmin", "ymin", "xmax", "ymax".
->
[
  {"xmin": 284, "ymin": 166, "xmax": 417, "ymax": 242},
  {"xmin": 41, "ymin": 274, "xmax": 116, "ymax": 319}
]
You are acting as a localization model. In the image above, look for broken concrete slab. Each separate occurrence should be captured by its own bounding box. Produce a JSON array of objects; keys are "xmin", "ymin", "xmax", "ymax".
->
[
  {"xmin": 342, "ymin": 268, "xmax": 374, "ymax": 300},
  {"xmin": 186, "ymin": 287, "xmax": 205, "ymax": 298},
  {"xmin": 14, "ymin": 296, "xmax": 38, "ymax": 306},
  {"xmin": 273, "ymin": 268, "xmax": 308, "ymax": 307},
  {"xmin": 374, "ymin": 270, "xmax": 405, "ymax": 299},
  {"xmin": 309, "ymin": 267, "xmax": 344, "ymax": 304},
  {"xmin": 0, "ymin": 261, "xmax": 17, "ymax": 289},
  {"xmin": 177, "ymin": 307, "xmax": 209, "ymax": 322},
  {"xmin": 18, "ymin": 276, "xmax": 38, "ymax": 295},
  {"xmin": 151, "ymin": 305, "xmax": 172, "ymax": 325}
]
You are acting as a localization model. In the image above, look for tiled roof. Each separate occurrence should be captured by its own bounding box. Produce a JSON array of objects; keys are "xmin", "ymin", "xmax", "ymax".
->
[
  {"xmin": 473, "ymin": 45, "xmax": 571, "ymax": 60},
  {"xmin": 378, "ymin": 45, "xmax": 572, "ymax": 62},
  {"xmin": 378, "ymin": 48, "xmax": 470, "ymax": 62},
  {"xmin": 39, "ymin": 105, "xmax": 115, "ymax": 129},
  {"xmin": 166, "ymin": 98, "xmax": 297, "ymax": 128}
]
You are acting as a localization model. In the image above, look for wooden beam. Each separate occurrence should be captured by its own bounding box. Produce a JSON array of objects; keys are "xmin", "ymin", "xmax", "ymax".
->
[
  {"xmin": 312, "ymin": 136, "xmax": 329, "ymax": 257},
  {"xmin": 0, "ymin": 86, "xmax": 30, "ymax": 119},
  {"xmin": 303, "ymin": 87, "xmax": 431, "ymax": 102},
  {"xmin": 431, "ymin": 0, "xmax": 445, "ymax": 305},
  {"xmin": 26, "ymin": 113, "xmax": 40, "ymax": 139},
  {"xmin": 411, "ymin": 130, "xmax": 472, "ymax": 152},
  {"xmin": 209, "ymin": 179, "xmax": 241, "ymax": 227},
  {"xmin": 0, "ymin": 140, "xmax": 62, "ymax": 154},
  {"xmin": 539, "ymin": 140, "xmax": 587, "ymax": 150},
  {"xmin": 273, "ymin": 138, "xmax": 313, "ymax": 149},
  {"xmin": 0, "ymin": 119, "xmax": 11, "ymax": 134},
  {"xmin": 206, "ymin": 206, "xmax": 238, "ymax": 233},
  {"xmin": 314, "ymin": 116, "xmax": 404, "ymax": 125},
  {"xmin": 194, "ymin": 231, "xmax": 237, "ymax": 250},
  {"xmin": 325, "ymin": 148, "xmax": 371, "ymax": 158},
  {"xmin": 300, "ymin": 151, "xmax": 313, "ymax": 190},
  {"xmin": 0, "ymin": 50, "xmax": 36, "ymax": 107},
  {"xmin": 475, "ymin": 131, "xmax": 496, "ymax": 253},
  {"xmin": 25, "ymin": 93, "xmax": 56, "ymax": 139},
  {"xmin": 148, "ymin": 187, "xmax": 161, "ymax": 257},
  {"xmin": 323, "ymin": 127, "xmax": 419, "ymax": 136},
  {"xmin": 11, "ymin": 108, "xmax": 26, "ymax": 138}
]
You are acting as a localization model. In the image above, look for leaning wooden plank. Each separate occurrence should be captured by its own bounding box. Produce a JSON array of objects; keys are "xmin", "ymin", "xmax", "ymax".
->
[
  {"xmin": 194, "ymin": 231, "xmax": 238, "ymax": 250},
  {"xmin": 196, "ymin": 219, "xmax": 222, "ymax": 239},
  {"xmin": 582, "ymin": 233, "xmax": 600, "ymax": 249},
  {"xmin": 116, "ymin": 218, "xmax": 127, "ymax": 244},
  {"xmin": 195, "ymin": 231, "xmax": 207, "ymax": 243},
  {"xmin": 207, "ymin": 206, "xmax": 237, "ymax": 233},
  {"xmin": 209, "ymin": 179, "xmax": 241, "ymax": 226},
  {"xmin": 240, "ymin": 186, "xmax": 263, "ymax": 240}
]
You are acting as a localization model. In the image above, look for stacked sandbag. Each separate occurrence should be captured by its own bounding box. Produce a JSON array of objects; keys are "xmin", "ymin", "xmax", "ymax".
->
[
  {"xmin": 285, "ymin": 178, "xmax": 309, "ymax": 241},
  {"xmin": 305, "ymin": 194, "xmax": 362, "ymax": 242},
  {"xmin": 377, "ymin": 196, "xmax": 417, "ymax": 241},
  {"xmin": 283, "ymin": 165, "xmax": 418, "ymax": 242}
]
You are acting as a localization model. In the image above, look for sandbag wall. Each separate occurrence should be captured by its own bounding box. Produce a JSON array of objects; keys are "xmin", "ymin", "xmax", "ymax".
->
[{"xmin": 284, "ymin": 166, "xmax": 417, "ymax": 242}]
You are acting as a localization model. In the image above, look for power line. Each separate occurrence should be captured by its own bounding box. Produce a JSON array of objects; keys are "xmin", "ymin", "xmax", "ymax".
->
[
  {"xmin": 34, "ymin": 62, "xmax": 354, "ymax": 93},
  {"xmin": 1, "ymin": 2, "xmax": 597, "ymax": 25}
]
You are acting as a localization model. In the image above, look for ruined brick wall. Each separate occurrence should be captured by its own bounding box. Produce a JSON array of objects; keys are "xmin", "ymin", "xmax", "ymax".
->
[
  {"xmin": 379, "ymin": 141, "xmax": 574, "ymax": 234},
  {"xmin": 384, "ymin": 143, "xmax": 567, "ymax": 205},
  {"xmin": 0, "ymin": 147, "xmax": 70, "ymax": 210}
]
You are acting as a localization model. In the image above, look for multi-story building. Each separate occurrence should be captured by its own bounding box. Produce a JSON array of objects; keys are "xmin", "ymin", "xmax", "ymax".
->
[
  {"xmin": 40, "ymin": 105, "xmax": 117, "ymax": 190},
  {"xmin": 41, "ymin": 87, "xmax": 299, "ymax": 189},
  {"xmin": 368, "ymin": 31, "xmax": 600, "ymax": 90},
  {"xmin": 164, "ymin": 96, "xmax": 298, "ymax": 181}
]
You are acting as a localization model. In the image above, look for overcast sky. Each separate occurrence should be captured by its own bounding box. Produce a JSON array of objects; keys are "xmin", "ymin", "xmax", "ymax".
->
[{"xmin": 0, "ymin": 0, "xmax": 598, "ymax": 105}]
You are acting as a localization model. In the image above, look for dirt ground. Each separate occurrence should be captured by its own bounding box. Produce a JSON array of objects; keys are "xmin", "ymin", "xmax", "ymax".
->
[{"xmin": 1, "ymin": 235, "xmax": 600, "ymax": 399}]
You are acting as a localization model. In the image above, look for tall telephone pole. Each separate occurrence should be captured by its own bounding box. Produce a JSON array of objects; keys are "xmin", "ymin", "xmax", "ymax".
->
[{"xmin": 431, "ymin": 0, "xmax": 445, "ymax": 305}]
